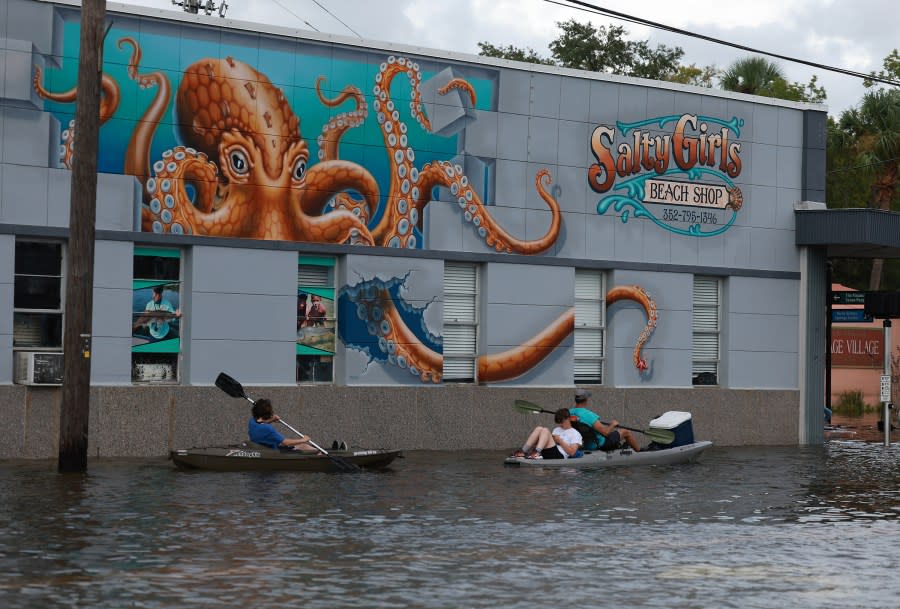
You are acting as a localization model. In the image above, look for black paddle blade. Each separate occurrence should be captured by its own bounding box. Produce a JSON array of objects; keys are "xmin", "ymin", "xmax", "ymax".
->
[
  {"xmin": 215, "ymin": 372, "xmax": 247, "ymax": 399},
  {"xmin": 329, "ymin": 455, "xmax": 361, "ymax": 473}
]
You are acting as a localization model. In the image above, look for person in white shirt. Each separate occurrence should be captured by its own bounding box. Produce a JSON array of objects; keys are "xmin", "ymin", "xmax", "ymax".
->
[{"xmin": 511, "ymin": 408, "xmax": 583, "ymax": 460}]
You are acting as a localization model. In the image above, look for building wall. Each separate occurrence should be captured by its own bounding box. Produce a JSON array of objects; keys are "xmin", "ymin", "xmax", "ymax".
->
[{"xmin": 0, "ymin": 0, "xmax": 826, "ymax": 454}]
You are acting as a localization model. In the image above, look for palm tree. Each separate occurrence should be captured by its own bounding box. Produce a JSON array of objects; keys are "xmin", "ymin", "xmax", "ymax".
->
[
  {"xmin": 838, "ymin": 88, "xmax": 900, "ymax": 290},
  {"xmin": 720, "ymin": 56, "xmax": 786, "ymax": 96}
]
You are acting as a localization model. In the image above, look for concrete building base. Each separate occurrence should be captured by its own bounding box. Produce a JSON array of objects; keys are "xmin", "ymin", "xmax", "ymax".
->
[{"xmin": 0, "ymin": 384, "xmax": 802, "ymax": 458}]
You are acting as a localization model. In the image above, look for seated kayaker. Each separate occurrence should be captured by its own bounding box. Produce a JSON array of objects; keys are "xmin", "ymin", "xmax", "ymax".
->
[
  {"xmin": 511, "ymin": 408, "xmax": 582, "ymax": 460},
  {"xmin": 248, "ymin": 399, "xmax": 318, "ymax": 452},
  {"xmin": 570, "ymin": 388, "xmax": 640, "ymax": 452}
]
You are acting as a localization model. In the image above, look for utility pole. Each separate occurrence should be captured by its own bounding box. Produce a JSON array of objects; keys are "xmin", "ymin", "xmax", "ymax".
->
[{"xmin": 58, "ymin": 0, "xmax": 106, "ymax": 473}]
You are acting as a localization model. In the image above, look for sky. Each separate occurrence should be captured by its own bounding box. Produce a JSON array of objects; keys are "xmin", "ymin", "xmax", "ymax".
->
[{"xmin": 119, "ymin": 0, "xmax": 899, "ymax": 117}]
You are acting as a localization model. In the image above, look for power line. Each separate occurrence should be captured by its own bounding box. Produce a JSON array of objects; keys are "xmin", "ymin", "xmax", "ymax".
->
[
  {"xmin": 270, "ymin": 0, "xmax": 320, "ymax": 31},
  {"xmin": 827, "ymin": 156, "xmax": 900, "ymax": 174},
  {"xmin": 309, "ymin": 0, "xmax": 362, "ymax": 39},
  {"xmin": 548, "ymin": 0, "xmax": 900, "ymax": 87}
]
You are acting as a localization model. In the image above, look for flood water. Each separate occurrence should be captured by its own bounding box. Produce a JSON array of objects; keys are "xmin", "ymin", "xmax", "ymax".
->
[{"xmin": 2, "ymin": 441, "xmax": 899, "ymax": 609}]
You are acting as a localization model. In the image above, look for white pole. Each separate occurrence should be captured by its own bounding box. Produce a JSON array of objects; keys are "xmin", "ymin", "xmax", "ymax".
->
[{"xmin": 884, "ymin": 319, "xmax": 892, "ymax": 447}]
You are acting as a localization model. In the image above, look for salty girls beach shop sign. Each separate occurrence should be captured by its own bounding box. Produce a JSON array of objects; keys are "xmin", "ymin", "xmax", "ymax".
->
[{"xmin": 588, "ymin": 113, "xmax": 745, "ymax": 237}]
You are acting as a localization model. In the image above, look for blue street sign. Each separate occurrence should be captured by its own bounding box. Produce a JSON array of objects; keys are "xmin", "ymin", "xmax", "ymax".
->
[{"xmin": 831, "ymin": 309, "xmax": 873, "ymax": 323}]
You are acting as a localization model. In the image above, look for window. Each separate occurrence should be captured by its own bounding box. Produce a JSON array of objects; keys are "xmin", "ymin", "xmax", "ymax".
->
[
  {"xmin": 442, "ymin": 262, "xmax": 478, "ymax": 382},
  {"xmin": 297, "ymin": 256, "xmax": 335, "ymax": 383},
  {"xmin": 692, "ymin": 276, "xmax": 721, "ymax": 385},
  {"xmin": 132, "ymin": 248, "xmax": 182, "ymax": 382},
  {"xmin": 575, "ymin": 269, "xmax": 605, "ymax": 384},
  {"xmin": 13, "ymin": 240, "xmax": 64, "ymax": 351}
]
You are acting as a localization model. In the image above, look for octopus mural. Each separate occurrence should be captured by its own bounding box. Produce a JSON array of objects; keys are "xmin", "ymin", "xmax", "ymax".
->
[
  {"xmin": 344, "ymin": 278, "xmax": 657, "ymax": 384},
  {"xmin": 34, "ymin": 34, "xmax": 657, "ymax": 382},
  {"xmin": 34, "ymin": 39, "xmax": 560, "ymax": 252}
]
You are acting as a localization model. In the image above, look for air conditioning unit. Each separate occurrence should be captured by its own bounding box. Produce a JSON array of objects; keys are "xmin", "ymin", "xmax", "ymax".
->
[{"xmin": 14, "ymin": 351, "xmax": 64, "ymax": 386}]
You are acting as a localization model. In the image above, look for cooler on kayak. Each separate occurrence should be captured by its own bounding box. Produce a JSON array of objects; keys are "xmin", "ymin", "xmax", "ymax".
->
[{"xmin": 649, "ymin": 411, "xmax": 694, "ymax": 447}]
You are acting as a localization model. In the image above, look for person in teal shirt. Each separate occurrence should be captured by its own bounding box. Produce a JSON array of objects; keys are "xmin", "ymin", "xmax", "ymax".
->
[{"xmin": 570, "ymin": 388, "xmax": 640, "ymax": 451}]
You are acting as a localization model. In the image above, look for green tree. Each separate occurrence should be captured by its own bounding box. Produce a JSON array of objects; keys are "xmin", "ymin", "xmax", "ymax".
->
[
  {"xmin": 477, "ymin": 20, "xmax": 684, "ymax": 81},
  {"xmin": 476, "ymin": 42, "xmax": 554, "ymax": 66},
  {"xmin": 548, "ymin": 20, "xmax": 684, "ymax": 79},
  {"xmin": 720, "ymin": 56, "xmax": 826, "ymax": 103},
  {"xmin": 667, "ymin": 63, "xmax": 718, "ymax": 88},
  {"xmin": 836, "ymin": 88, "xmax": 900, "ymax": 289}
]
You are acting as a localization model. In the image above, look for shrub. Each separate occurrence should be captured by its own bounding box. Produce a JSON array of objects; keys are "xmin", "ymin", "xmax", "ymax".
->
[{"xmin": 833, "ymin": 390, "xmax": 874, "ymax": 416}]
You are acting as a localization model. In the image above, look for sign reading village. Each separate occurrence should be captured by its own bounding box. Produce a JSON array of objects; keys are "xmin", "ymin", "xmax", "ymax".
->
[{"xmin": 588, "ymin": 114, "xmax": 745, "ymax": 238}]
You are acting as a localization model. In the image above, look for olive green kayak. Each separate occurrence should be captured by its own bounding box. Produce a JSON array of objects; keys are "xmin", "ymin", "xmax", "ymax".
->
[{"xmin": 171, "ymin": 443, "xmax": 403, "ymax": 472}]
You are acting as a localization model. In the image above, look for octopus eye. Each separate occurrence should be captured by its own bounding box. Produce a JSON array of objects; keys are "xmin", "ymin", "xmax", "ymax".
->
[
  {"xmin": 229, "ymin": 149, "xmax": 249, "ymax": 175},
  {"xmin": 292, "ymin": 158, "xmax": 307, "ymax": 181}
]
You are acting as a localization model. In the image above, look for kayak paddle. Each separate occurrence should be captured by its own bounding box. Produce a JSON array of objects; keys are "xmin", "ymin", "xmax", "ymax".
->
[
  {"xmin": 513, "ymin": 399, "xmax": 675, "ymax": 445},
  {"xmin": 215, "ymin": 372, "xmax": 360, "ymax": 472}
]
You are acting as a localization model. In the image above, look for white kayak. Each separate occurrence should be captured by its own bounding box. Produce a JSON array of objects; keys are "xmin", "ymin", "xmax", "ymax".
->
[{"xmin": 503, "ymin": 440, "xmax": 713, "ymax": 468}]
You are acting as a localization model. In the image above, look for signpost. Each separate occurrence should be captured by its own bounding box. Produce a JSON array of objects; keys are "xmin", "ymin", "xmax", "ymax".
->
[
  {"xmin": 831, "ymin": 291, "xmax": 866, "ymax": 305},
  {"xmin": 831, "ymin": 309, "xmax": 874, "ymax": 323}
]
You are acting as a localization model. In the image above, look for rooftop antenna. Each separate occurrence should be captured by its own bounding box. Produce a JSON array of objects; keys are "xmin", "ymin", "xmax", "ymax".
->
[{"xmin": 172, "ymin": 0, "xmax": 229, "ymax": 17}]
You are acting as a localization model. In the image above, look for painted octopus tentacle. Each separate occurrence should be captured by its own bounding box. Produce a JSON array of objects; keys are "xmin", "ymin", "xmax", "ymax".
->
[
  {"xmin": 606, "ymin": 285, "xmax": 658, "ymax": 372},
  {"xmin": 301, "ymin": 160, "xmax": 380, "ymax": 220},
  {"xmin": 141, "ymin": 146, "xmax": 218, "ymax": 235},
  {"xmin": 477, "ymin": 309, "xmax": 575, "ymax": 383},
  {"xmin": 437, "ymin": 78, "xmax": 476, "ymax": 105},
  {"xmin": 32, "ymin": 67, "xmax": 121, "ymax": 168},
  {"xmin": 413, "ymin": 163, "xmax": 561, "ymax": 254},
  {"xmin": 299, "ymin": 210, "xmax": 375, "ymax": 245},
  {"xmin": 117, "ymin": 37, "xmax": 171, "ymax": 182},
  {"xmin": 315, "ymin": 78, "xmax": 368, "ymax": 162},
  {"xmin": 354, "ymin": 284, "xmax": 442, "ymax": 382}
]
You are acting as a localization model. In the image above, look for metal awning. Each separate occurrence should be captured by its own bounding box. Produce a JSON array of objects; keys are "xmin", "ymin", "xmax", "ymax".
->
[{"xmin": 795, "ymin": 207, "xmax": 900, "ymax": 259}]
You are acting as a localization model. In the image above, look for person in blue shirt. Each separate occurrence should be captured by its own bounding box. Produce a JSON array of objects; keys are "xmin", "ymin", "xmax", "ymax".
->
[
  {"xmin": 248, "ymin": 398, "xmax": 317, "ymax": 452},
  {"xmin": 570, "ymin": 388, "xmax": 640, "ymax": 452}
]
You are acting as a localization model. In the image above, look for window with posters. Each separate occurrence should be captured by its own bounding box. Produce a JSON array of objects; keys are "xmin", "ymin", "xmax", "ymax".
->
[
  {"xmin": 297, "ymin": 256, "xmax": 335, "ymax": 383},
  {"xmin": 132, "ymin": 247, "xmax": 182, "ymax": 382}
]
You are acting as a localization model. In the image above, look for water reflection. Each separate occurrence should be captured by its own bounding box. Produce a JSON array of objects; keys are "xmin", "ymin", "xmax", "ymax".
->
[{"xmin": 1, "ymin": 442, "xmax": 898, "ymax": 608}]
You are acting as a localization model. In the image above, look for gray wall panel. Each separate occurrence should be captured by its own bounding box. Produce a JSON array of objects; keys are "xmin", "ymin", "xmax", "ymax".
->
[
  {"xmin": 670, "ymin": 233, "xmax": 699, "ymax": 266},
  {"xmin": 0, "ymin": 163, "xmax": 47, "ymax": 225},
  {"xmin": 96, "ymin": 173, "xmax": 140, "ymax": 231},
  {"xmin": 529, "ymin": 73, "xmax": 561, "ymax": 119},
  {"xmin": 46, "ymin": 167, "xmax": 70, "ymax": 226},
  {"xmin": 497, "ymin": 69, "xmax": 530, "ymax": 115},
  {"xmin": 189, "ymin": 339, "xmax": 296, "ymax": 385},
  {"xmin": 583, "ymin": 213, "xmax": 616, "ymax": 261},
  {"xmin": 191, "ymin": 246, "xmax": 295, "ymax": 295},
  {"xmin": 723, "ymin": 226, "xmax": 751, "ymax": 268},
  {"xmin": 484, "ymin": 262, "xmax": 572, "ymax": 307},
  {"xmin": 700, "ymin": 95, "xmax": 728, "ymax": 117},
  {"xmin": 747, "ymin": 185, "xmax": 777, "ymax": 228},
  {"xmin": 753, "ymin": 105, "xmax": 779, "ymax": 145},
  {"xmin": 462, "ymin": 109, "xmax": 498, "ymax": 158},
  {"xmin": 727, "ymin": 351, "xmax": 798, "ymax": 389},
  {"xmin": 646, "ymin": 88, "xmax": 675, "ymax": 117},
  {"xmin": 557, "ymin": 119, "xmax": 591, "ymax": 169},
  {"xmin": 422, "ymin": 198, "xmax": 463, "ymax": 252},
  {"xmin": 497, "ymin": 112, "xmax": 529, "ymax": 162},
  {"xmin": 6, "ymin": 0, "xmax": 57, "ymax": 56},
  {"xmin": 777, "ymin": 146, "xmax": 802, "ymax": 189},
  {"xmin": 90, "ymin": 337, "xmax": 132, "ymax": 385},
  {"xmin": 729, "ymin": 276, "xmax": 799, "ymax": 315},
  {"xmin": 0, "ymin": 233, "xmax": 10, "ymax": 383},
  {"xmin": 554, "ymin": 164, "xmax": 588, "ymax": 215},
  {"xmin": 750, "ymin": 143, "xmax": 777, "ymax": 187},
  {"xmin": 618, "ymin": 85, "xmax": 648, "ymax": 122},
  {"xmin": 1, "ymin": 107, "xmax": 53, "ymax": 166},
  {"xmin": 588, "ymin": 81, "xmax": 619, "ymax": 125},
  {"xmin": 526, "ymin": 116, "xmax": 558, "ymax": 165},
  {"xmin": 0, "ymin": 333, "xmax": 12, "ymax": 385},
  {"xmin": 190, "ymin": 293, "xmax": 294, "ymax": 341},
  {"xmin": 559, "ymin": 77, "xmax": 589, "ymax": 122},
  {"xmin": 777, "ymin": 109, "xmax": 804, "ymax": 147},
  {"xmin": 613, "ymin": 216, "xmax": 644, "ymax": 262},
  {"xmin": 728, "ymin": 312, "xmax": 799, "ymax": 353}
]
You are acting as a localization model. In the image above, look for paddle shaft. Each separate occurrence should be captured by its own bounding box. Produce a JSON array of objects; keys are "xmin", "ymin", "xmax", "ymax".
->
[{"xmin": 530, "ymin": 405, "xmax": 646, "ymax": 435}]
